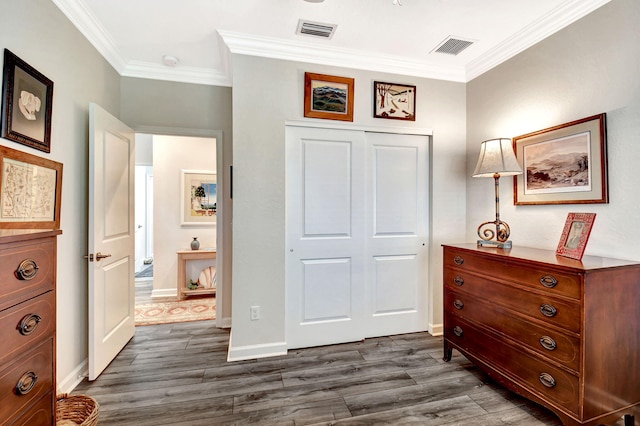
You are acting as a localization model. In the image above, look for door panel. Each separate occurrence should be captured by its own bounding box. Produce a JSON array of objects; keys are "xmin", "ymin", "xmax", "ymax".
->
[
  {"xmin": 373, "ymin": 254, "xmax": 418, "ymax": 315},
  {"xmin": 301, "ymin": 258, "xmax": 352, "ymax": 322},
  {"xmin": 88, "ymin": 103, "xmax": 135, "ymax": 380}
]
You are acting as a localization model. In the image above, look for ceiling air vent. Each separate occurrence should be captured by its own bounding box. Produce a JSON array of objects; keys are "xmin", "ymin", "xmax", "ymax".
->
[
  {"xmin": 296, "ymin": 20, "xmax": 337, "ymax": 39},
  {"xmin": 431, "ymin": 36, "xmax": 475, "ymax": 56}
]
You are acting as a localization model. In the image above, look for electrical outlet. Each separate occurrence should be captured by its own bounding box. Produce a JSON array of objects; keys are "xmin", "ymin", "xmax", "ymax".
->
[{"xmin": 250, "ymin": 305, "xmax": 260, "ymax": 321}]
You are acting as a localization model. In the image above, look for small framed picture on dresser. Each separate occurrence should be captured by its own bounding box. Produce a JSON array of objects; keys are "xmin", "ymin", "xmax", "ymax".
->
[{"xmin": 556, "ymin": 212, "xmax": 596, "ymax": 260}]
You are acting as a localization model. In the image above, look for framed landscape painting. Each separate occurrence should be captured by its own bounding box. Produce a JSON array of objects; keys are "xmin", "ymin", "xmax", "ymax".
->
[
  {"xmin": 304, "ymin": 72, "xmax": 354, "ymax": 122},
  {"xmin": 513, "ymin": 114, "xmax": 608, "ymax": 205}
]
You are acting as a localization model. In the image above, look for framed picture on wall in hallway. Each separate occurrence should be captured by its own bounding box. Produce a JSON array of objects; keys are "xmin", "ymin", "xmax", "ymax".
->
[
  {"xmin": 373, "ymin": 81, "xmax": 416, "ymax": 121},
  {"xmin": 513, "ymin": 113, "xmax": 608, "ymax": 205},
  {"xmin": 304, "ymin": 72, "xmax": 354, "ymax": 122},
  {"xmin": 181, "ymin": 170, "xmax": 217, "ymax": 226},
  {"xmin": 0, "ymin": 145, "xmax": 62, "ymax": 229},
  {"xmin": 1, "ymin": 49, "xmax": 54, "ymax": 153}
]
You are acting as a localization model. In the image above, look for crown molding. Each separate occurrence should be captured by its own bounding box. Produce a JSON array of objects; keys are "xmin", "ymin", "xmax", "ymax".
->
[
  {"xmin": 121, "ymin": 61, "xmax": 231, "ymax": 87},
  {"xmin": 218, "ymin": 30, "xmax": 467, "ymax": 83},
  {"xmin": 465, "ymin": 0, "xmax": 612, "ymax": 81},
  {"xmin": 52, "ymin": 0, "xmax": 127, "ymax": 73}
]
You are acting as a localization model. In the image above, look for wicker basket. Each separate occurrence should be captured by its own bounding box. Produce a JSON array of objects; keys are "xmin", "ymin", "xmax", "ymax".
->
[{"xmin": 56, "ymin": 394, "xmax": 99, "ymax": 426}]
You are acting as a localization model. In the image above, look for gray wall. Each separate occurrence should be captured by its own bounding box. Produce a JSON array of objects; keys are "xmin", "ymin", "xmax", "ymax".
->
[
  {"xmin": 229, "ymin": 55, "xmax": 467, "ymax": 358},
  {"xmin": 466, "ymin": 0, "xmax": 640, "ymax": 261},
  {"xmin": 1, "ymin": 0, "xmax": 120, "ymax": 391}
]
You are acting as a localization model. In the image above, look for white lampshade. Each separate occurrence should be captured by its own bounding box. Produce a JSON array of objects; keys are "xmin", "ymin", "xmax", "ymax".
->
[{"xmin": 472, "ymin": 138, "xmax": 523, "ymax": 177}]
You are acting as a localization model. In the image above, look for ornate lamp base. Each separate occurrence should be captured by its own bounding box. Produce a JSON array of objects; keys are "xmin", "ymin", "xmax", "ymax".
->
[{"xmin": 477, "ymin": 239, "xmax": 512, "ymax": 249}]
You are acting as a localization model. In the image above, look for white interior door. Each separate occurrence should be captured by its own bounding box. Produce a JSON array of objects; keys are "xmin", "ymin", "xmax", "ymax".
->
[
  {"xmin": 286, "ymin": 126, "xmax": 429, "ymax": 349},
  {"xmin": 88, "ymin": 103, "xmax": 135, "ymax": 380}
]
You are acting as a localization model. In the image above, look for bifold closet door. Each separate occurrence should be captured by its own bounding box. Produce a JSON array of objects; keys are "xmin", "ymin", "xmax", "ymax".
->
[{"xmin": 286, "ymin": 126, "xmax": 429, "ymax": 349}]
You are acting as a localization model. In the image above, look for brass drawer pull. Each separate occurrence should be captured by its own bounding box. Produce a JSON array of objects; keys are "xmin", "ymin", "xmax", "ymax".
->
[
  {"xmin": 18, "ymin": 314, "xmax": 42, "ymax": 336},
  {"xmin": 540, "ymin": 304, "xmax": 558, "ymax": 317},
  {"xmin": 453, "ymin": 326, "xmax": 464, "ymax": 337},
  {"xmin": 16, "ymin": 259, "xmax": 39, "ymax": 280},
  {"xmin": 539, "ymin": 335, "xmax": 557, "ymax": 351},
  {"xmin": 453, "ymin": 276, "xmax": 464, "ymax": 286},
  {"xmin": 540, "ymin": 275, "xmax": 558, "ymax": 288},
  {"xmin": 453, "ymin": 255, "xmax": 464, "ymax": 265},
  {"xmin": 453, "ymin": 299, "xmax": 464, "ymax": 310},
  {"xmin": 16, "ymin": 371, "xmax": 38, "ymax": 395},
  {"xmin": 539, "ymin": 372, "xmax": 556, "ymax": 388}
]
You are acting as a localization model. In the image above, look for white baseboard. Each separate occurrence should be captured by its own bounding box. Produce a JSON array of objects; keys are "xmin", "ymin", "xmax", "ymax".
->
[
  {"xmin": 217, "ymin": 316, "xmax": 232, "ymax": 328},
  {"xmin": 429, "ymin": 322, "xmax": 443, "ymax": 336},
  {"xmin": 57, "ymin": 359, "xmax": 88, "ymax": 394},
  {"xmin": 227, "ymin": 332, "xmax": 287, "ymax": 362},
  {"xmin": 151, "ymin": 288, "xmax": 177, "ymax": 299}
]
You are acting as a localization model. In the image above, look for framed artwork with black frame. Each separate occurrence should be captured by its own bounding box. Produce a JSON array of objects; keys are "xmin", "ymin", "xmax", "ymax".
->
[
  {"xmin": 373, "ymin": 81, "xmax": 416, "ymax": 121},
  {"xmin": 1, "ymin": 49, "xmax": 54, "ymax": 153}
]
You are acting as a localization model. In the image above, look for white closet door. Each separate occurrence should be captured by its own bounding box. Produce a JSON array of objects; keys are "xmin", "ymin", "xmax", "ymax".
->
[
  {"xmin": 286, "ymin": 126, "xmax": 366, "ymax": 348},
  {"xmin": 286, "ymin": 126, "xmax": 429, "ymax": 349},
  {"xmin": 363, "ymin": 132, "xmax": 429, "ymax": 337}
]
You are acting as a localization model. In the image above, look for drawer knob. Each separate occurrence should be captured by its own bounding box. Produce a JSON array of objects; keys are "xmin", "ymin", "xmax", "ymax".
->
[
  {"xmin": 18, "ymin": 314, "xmax": 42, "ymax": 336},
  {"xmin": 16, "ymin": 259, "xmax": 39, "ymax": 280},
  {"xmin": 539, "ymin": 372, "xmax": 557, "ymax": 388},
  {"xmin": 15, "ymin": 371, "xmax": 38, "ymax": 395},
  {"xmin": 539, "ymin": 335, "xmax": 557, "ymax": 351},
  {"xmin": 453, "ymin": 326, "xmax": 464, "ymax": 337},
  {"xmin": 453, "ymin": 276, "xmax": 464, "ymax": 286},
  {"xmin": 453, "ymin": 299, "xmax": 464, "ymax": 310},
  {"xmin": 540, "ymin": 275, "xmax": 558, "ymax": 288},
  {"xmin": 540, "ymin": 304, "xmax": 558, "ymax": 317},
  {"xmin": 453, "ymin": 256, "xmax": 464, "ymax": 265}
]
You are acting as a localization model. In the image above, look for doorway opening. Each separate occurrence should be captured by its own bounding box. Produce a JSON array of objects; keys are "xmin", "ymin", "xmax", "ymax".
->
[{"xmin": 133, "ymin": 133, "xmax": 219, "ymax": 325}]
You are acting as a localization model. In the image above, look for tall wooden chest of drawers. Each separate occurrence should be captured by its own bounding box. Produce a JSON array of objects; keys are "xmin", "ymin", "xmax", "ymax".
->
[
  {"xmin": 0, "ymin": 229, "xmax": 60, "ymax": 425},
  {"xmin": 443, "ymin": 244, "xmax": 639, "ymax": 426}
]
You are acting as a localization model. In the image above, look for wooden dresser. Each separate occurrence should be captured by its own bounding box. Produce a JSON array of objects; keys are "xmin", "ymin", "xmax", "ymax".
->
[
  {"xmin": 443, "ymin": 244, "xmax": 639, "ymax": 426},
  {"xmin": 0, "ymin": 229, "xmax": 60, "ymax": 425}
]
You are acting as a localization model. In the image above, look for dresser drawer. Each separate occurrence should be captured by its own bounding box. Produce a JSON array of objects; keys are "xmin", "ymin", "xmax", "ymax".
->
[
  {"xmin": 444, "ymin": 249, "xmax": 581, "ymax": 299},
  {"xmin": 4, "ymin": 391, "xmax": 54, "ymax": 426},
  {"xmin": 445, "ymin": 315, "xmax": 579, "ymax": 415},
  {"xmin": 444, "ymin": 269, "xmax": 581, "ymax": 333},
  {"xmin": 0, "ymin": 291, "xmax": 55, "ymax": 366},
  {"xmin": 0, "ymin": 339, "xmax": 54, "ymax": 422},
  {"xmin": 0, "ymin": 238, "xmax": 55, "ymax": 311},
  {"xmin": 445, "ymin": 290, "xmax": 580, "ymax": 371}
]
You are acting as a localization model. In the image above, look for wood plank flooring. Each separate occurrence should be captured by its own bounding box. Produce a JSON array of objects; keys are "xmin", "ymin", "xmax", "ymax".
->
[{"xmin": 72, "ymin": 320, "xmax": 569, "ymax": 425}]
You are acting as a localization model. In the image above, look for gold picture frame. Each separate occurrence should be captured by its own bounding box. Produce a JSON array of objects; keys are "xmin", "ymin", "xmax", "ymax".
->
[
  {"xmin": 180, "ymin": 169, "xmax": 216, "ymax": 226},
  {"xmin": 304, "ymin": 72, "xmax": 354, "ymax": 122},
  {"xmin": 0, "ymin": 145, "xmax": 62, "ymax": 229}
]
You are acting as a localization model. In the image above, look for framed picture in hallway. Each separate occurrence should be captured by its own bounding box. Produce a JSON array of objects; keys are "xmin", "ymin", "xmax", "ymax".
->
[
  {"xmin": 1, "ymin": 49, "xmax": 54, "ymax": 153},
  {"xmin": 373, "ymin": 81, "xmax": 416, "ymax": 121},
  {"xmin": 181, "ymin": 170, "xmax": 217, "ymax": 226},
  {"xmin": 304, "ymin": 72, "xmax": 354, "ymax": 122}
]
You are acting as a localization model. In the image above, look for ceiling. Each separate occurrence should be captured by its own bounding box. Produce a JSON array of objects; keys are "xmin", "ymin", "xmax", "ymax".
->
[{"xmin": 52, "ymin": 0, "xmax": 611, "ymax": 87}]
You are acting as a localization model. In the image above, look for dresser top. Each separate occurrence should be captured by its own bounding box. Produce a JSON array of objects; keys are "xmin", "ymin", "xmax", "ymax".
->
[
  {"xmin": 0, "ymin": 229, "xmax": 62, "ymax": 243},
  {"xmin": 443, "ymin": 243, "xmax": 640, "ymax": 272}
]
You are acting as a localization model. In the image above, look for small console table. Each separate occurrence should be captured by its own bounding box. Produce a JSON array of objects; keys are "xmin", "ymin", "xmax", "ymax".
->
[{"xmin": 176, "ymin": 249, "xmax": 216, "ymax": 300}]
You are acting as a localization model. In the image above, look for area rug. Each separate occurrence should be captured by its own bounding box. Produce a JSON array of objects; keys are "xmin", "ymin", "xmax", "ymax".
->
[{"xmin": 135, "ymin": 298, "xmax": 216, "ymax": 326}]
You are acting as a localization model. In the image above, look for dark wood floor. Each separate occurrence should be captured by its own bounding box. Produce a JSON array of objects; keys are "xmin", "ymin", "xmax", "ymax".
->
[{"xmin": 72, "ymin": 319, "xmax": 572, "ymax": 425}]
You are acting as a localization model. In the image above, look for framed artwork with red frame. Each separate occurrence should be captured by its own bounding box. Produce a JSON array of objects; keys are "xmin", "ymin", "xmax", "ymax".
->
[{"xmin": 556, "ymin": 212, "xmax": 596, "ymax": 260}]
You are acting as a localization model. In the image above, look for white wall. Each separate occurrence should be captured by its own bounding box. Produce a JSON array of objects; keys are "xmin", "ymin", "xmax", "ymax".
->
[
  {"xmin": 230, "ymin": 55, "xmax": 467, "ymax": 359},
  {"xmin": 1, "ymin": 0, "xmax": 121, "ymax": 392},
  {"xmin": 466, "ymin": 0, "xmax": 640, "ymax": 261},
  {"xmin": 152, "ymin": 135, "xmax": 217, "ymax": 297}
]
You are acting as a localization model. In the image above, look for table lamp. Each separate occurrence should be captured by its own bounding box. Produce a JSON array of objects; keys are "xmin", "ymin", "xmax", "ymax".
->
[{"xmin": 472, "ymin": 138, "xmax": 523, "ymax": 248}]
